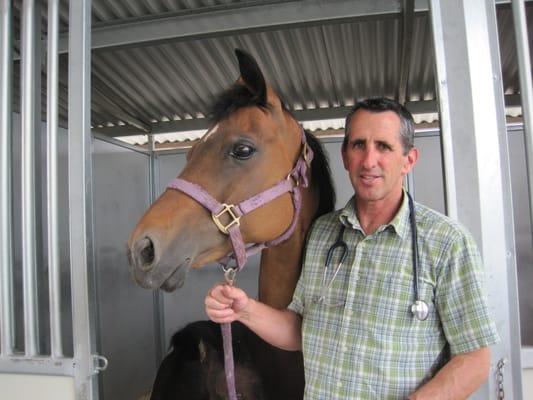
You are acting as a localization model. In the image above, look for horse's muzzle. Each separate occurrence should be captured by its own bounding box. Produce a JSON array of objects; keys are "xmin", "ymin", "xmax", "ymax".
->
[{"xmin": 128, "ymin": 234, "xmax": 192, "ymax": 291}]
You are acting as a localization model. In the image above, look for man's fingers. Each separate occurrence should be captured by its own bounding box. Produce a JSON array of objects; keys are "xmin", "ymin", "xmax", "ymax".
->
[{"xmin": 205, "ymin": 295, "xmax": 232, "ymax": 310}]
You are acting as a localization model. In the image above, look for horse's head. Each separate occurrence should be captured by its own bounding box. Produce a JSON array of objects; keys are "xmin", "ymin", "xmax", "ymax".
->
[{"xmin": 128, "ymin": 49, "xmax": 309, "ymax": 291}]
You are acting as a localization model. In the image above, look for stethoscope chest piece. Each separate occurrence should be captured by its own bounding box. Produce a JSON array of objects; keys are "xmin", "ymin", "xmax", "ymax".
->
[{"xmin": 411, "ymin": 299, "xmax": 429, "ymax": 321}]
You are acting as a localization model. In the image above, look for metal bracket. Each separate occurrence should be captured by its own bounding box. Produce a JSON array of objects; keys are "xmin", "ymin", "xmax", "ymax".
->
[{"xmin": 92, "ymin": 354, "xmax": 109, "ymax": 375}]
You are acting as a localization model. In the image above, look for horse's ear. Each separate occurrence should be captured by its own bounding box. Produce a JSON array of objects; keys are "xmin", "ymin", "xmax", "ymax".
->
[{"xmin": 235, "ymin": 49, "xmax": 267, "ymax": 106}]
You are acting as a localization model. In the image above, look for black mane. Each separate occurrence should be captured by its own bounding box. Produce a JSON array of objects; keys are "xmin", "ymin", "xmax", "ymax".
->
[{"xmin": 305, "ymin": 130, "xmax": 336, "ymax": 218}]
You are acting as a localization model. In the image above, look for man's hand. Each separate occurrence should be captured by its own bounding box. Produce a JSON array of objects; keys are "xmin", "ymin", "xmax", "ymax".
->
[{"xmin": 205, "ymin": 284, "xmax": 250, "ymax": 324}]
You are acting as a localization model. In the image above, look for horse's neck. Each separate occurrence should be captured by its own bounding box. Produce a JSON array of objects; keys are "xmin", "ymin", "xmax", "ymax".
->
[{"xmin": 257, "ymin": 188, "xmax": 317, "ymax": 309}]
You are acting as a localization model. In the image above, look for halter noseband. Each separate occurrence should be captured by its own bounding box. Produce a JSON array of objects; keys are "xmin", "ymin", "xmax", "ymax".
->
[{"xmin": 166, "ymin": 127, "xmax": 313, "ymax": 272}]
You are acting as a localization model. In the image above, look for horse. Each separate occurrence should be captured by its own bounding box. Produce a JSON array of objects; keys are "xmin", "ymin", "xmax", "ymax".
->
[
  {"xmin": 148, "ymin": 321, "xmax": 266, "ymax": 400},
  {"xmin": 128, "ymin": 49, "xmax": 335, "ymax": 399}
]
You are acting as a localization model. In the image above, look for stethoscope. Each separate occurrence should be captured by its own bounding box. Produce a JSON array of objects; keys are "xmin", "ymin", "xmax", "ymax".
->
[{"xmin": 315, "ymin": 192, "xmax": 430, "ymax": 321}]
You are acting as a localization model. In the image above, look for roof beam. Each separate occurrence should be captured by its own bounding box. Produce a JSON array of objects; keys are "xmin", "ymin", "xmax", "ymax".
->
[
  {"xmin": 92, "ymin": 94, "xmax": 525, "ymax": 138},
  {"xmin": 397, "ymin": 0, "xmax": 416, "ymax": 105},
  {"xmin": 92, "ymin": 101, "xmax": 436, "ymax": 137},
  {"xmin": 58, "ymin": 0, "xmax": 424, "ymax": 53}
]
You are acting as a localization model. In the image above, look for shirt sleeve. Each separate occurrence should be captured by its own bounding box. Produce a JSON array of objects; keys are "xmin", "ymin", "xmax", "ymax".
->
[
  {"xmin": 287, "ymin": 273, "xmax": 305, "ymax": 316},
  {"xmin": 435, "ymin": 227, "xmax": 500, "ymax": 355}
]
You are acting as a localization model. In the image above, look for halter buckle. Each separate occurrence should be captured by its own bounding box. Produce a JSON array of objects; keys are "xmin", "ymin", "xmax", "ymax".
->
[
  {"xmin": 286, "ymin": 172, "xmax": 300, "ymax": 187},
  {"xmin": 302, "ymin": 142, "xmax": 311, "ymax": 167},
  {"xmin": 212, "ymin": 204, "xmax": 241, "ymax": 235}
]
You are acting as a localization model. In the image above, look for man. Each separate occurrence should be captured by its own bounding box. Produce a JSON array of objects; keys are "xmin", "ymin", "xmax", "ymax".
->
[{"xmin": 205, "ymin": 98, "xmax": 499, "ymax": 399}]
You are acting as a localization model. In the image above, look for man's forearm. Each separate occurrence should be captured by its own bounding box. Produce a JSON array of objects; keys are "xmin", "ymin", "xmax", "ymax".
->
[
  {"xmin": 408, "ymin": 347, "xmax": 491, "ymax": 400},
  {"xmin": 238, "ymin": 299, "xmax": 303, "ymax": 351}
]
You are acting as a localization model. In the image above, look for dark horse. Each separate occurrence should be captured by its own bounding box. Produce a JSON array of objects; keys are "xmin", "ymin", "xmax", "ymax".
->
[{"xmin": 128, "ymin": 49, "xmax": 335, "ymax": 399}]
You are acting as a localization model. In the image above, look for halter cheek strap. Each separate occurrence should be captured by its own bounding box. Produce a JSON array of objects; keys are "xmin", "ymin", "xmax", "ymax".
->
[{"xmin": 166, "ymin": 128, "xmax": 313, "ymax": 272}]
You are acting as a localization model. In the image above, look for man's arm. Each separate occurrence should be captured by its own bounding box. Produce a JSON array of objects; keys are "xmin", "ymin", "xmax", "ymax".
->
[
  {"xmin": 408, "ymin": 346, "xmax": 491, "ymax": 400},
  {"xmin": 205, "ymin": 284, "xmax": 303, "ymax": 351}
]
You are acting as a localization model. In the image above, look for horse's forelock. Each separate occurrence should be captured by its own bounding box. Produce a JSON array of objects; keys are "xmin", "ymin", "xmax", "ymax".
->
[{"xmin": 208, "ymin": 84, "xmax": 270, "ymax": 123}]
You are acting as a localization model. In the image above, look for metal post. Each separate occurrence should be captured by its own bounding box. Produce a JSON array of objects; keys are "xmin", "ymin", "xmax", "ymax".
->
[
  {"xmin": 69, "ymin": 0, "xmax": 99, "ymax": 398},
  {"xmin": 511, "ymin": 0, "xmax": 533, "ymax": 241},
  {"xmin": 47, "ymin": 0, "xmax": 63, "ymax": 359},
  {"xmin": 0, "ymin": 0, "xmax": 15, "ymax": 356},
  {"xmin": 20, "ymin": 0, "xmax": 41, "ymax": 357},
  {"xmin": 429, "ymin": 0, "xmax": 523, "ymax": 398},
  {"xmin": 148, "ymin": 134, "xmax": 165, "ymax": 366},
  {"xmin": 427, "ymin": 0, "xmax": 458, "ymax": 220}
]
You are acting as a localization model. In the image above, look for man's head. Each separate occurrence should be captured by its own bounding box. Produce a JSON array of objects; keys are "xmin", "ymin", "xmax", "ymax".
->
[
  {"xmin": 342, "ymin": 98, "xmax": 415, "ymax": 155},
  {"xmin": 341, "ymin": 98, "xmax": 418, "ymax": 206}
]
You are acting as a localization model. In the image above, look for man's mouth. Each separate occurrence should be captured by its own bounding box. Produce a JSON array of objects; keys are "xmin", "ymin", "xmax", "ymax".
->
[{"xmin": 360, "ymin": 174, "xmax": 380, "ymax": 183}]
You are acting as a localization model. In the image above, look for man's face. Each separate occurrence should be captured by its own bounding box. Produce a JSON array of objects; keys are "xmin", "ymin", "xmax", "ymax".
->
[{"xmin": 341, "ymin": 109, "xmax": 418, "ymax": 205}]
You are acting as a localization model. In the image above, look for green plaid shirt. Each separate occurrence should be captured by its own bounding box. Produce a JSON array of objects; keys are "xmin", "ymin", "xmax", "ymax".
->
[{"xmin": 288, "ymin": 193, "xmax": 499, "ymax": 399}]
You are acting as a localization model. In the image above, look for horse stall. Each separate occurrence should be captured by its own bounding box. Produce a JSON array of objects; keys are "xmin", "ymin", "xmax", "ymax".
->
[{"xmin": 1, "ymin": 0, "xmax": 532, "ymax": 399}]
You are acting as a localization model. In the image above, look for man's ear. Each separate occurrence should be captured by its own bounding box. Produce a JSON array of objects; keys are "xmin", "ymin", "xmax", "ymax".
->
[
  {"xmin": 403, "ymin": 147, "xmax": 419, "ymax": 174},
  {"xmin": 341, "ymin": 146, "xmax": 349, "ymax": 171}
]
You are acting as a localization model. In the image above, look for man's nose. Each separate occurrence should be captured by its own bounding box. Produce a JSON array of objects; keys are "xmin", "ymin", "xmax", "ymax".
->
[{"xmin": 361, "ymin": 147, "xmax": 378, "ymax": 168}]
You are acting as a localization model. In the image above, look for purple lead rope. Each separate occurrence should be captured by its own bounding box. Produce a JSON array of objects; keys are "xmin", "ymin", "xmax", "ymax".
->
[
  {"xmin": 222, "ymin": 268, "xmax": 238, "ymax": 400},
  {"xmin": 221, "ymin": 323, "xmax": 237, "ymax": 400}
]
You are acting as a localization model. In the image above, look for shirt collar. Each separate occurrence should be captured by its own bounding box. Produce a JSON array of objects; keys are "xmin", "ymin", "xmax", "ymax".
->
[{"xmin": 339, "ymin": 189, "xmax": 411, "ymax": 239}]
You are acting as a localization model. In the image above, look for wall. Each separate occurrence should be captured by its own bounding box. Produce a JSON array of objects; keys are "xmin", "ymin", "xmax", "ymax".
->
[
  {"xmin": 91, "ymin": 139, "xmax": 156, "ymax": 400},
  {"xmin": 0, "ymin": 374, "xmax": 75, "ymax": 400}
]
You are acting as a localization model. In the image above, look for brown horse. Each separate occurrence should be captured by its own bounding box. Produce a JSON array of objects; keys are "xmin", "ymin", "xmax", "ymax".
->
[{"xmin": 128, "ymin": 49, "xmax": 335, "ymax": 399}]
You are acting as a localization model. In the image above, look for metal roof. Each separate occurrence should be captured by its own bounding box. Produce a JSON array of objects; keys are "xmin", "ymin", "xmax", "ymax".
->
[{"xmin": 11, "ymin": 0, "xmax": 532, "ymax": 141}]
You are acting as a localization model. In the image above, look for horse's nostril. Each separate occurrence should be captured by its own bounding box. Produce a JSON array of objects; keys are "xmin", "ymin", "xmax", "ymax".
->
[{"xmin": 137, "ymin": 237, "xmax": 155, "ymax": 271}]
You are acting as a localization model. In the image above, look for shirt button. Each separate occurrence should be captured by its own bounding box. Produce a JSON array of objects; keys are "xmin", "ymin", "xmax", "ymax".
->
[
  {"xmin": 337, "ymin": 381, "xmax": 343, "ymax": 388},
  {"xmin": 342, "ymin": 345, "xmax": 348, "ymax": 352}
]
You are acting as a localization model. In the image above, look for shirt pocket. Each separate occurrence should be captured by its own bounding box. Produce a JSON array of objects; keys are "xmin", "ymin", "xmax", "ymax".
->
[{"xmin": 352, "ymin": 273, "xmax": 436, "ymax": 328}]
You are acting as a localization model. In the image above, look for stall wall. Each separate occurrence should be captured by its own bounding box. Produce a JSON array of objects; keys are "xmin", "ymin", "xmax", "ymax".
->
[
  {"xmin": 0, "ymin": 373, "xmax": 75, "ymax": 399},
  {"xmin": 92, "ymin": 139, "xmax": 155, "ymax": 400},
  {"xmin": 508, "ymin": 129, "xmax": 533, "ymax": 345}
]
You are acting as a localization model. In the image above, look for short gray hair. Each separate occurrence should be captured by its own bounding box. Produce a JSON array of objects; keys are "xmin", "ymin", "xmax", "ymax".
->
[{"xmin": 343, "ymin": 98, "xmax": 415, "ymax": 155}]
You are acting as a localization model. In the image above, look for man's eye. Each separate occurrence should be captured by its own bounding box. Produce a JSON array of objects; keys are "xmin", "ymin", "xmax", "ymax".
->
[{"xmin": 230, "ymin": 143, "xmax": 256, "ymax": 160}]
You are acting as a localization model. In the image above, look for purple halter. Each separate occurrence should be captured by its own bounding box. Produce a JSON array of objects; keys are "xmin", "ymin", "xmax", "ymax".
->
[
  {"xmin": 166, "ymin": 127, "xmax": 312, "ymax": 400},
  {"xmin": 166, "ymin": 127, "xmax": 313, "ymax": 272}
]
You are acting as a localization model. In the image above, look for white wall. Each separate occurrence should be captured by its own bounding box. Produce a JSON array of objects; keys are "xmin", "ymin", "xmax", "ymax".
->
[{"xmin": 0, "ymin": 374, "xmax": 75, "ymax": 400}]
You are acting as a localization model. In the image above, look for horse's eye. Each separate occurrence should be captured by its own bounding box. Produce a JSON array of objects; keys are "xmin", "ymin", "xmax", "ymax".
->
[{"xmin": 230, "ymin": 143, "xmax": 256, "ymax": 160}]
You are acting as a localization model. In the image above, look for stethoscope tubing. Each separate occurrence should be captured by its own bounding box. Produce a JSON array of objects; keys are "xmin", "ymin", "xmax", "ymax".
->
[{"xmin": 320, "ymin": 192, "xmax": 429, "ymax": 321}]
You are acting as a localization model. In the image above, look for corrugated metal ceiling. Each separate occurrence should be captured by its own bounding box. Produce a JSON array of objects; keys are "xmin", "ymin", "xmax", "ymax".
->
[{"xmin": 10, "ymin": 1, "xmax": 532, "ymax": 140}]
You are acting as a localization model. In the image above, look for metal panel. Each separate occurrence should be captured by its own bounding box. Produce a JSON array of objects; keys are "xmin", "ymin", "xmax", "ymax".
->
[
  {"xmin": 430, "ymin": 0, "xmax": 523, "ymax": 398},
  {"xmin": 511, "ymin": 0, "xmax": 533, "ymax": 241},
  {"xmin": 508, "ymin": 127, "xmax": 533, "ymax": 347},
  {"xmin": 92, "ymin": 138, "xmax": 156, "ymax": 400}
]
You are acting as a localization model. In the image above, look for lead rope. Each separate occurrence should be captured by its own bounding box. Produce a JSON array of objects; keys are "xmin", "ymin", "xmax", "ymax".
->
[{"xmin": 222, "ymin": 267, "xmax": 238, "ymax": 400}]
